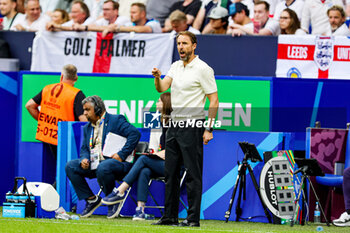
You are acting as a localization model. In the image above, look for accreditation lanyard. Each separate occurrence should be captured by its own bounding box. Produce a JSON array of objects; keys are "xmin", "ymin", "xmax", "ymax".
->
[
  {"xmin": 89, "ymin": 116, "xmax": 105, "ymax": 149},
  {"xmin": 8, "ymin": 13, "xmax": 18, "ymax": 29}
]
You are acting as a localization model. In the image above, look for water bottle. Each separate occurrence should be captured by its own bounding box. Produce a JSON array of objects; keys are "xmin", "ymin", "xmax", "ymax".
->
[
  {"xmin": 314, "ymin": 202, "xmax": 321, "ymax": 223},
  {"xmin": 5, "ymin": 191, "xmax": 13, "ymax": 203},
  {"xmin": 71, "ymin": 215, "xmax": 80, "ymax": 220},
  {"xmin": 13, "ymin": 192, "xmax": 20, "ymax": 203},
  {"xmin": 19, "ymin": 192, "xmax": 27, "ymax": 203}
]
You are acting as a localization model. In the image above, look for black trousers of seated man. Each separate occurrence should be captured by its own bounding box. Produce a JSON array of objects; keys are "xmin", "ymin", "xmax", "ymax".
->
[{"xmin": 164, "ymin": 124, "xmax": 205, "ymax": 223}]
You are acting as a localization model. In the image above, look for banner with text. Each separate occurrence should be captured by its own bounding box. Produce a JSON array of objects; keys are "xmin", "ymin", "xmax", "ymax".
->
[
  {"xmin": 31, "ymin": 31, "xmax": 173, "ymax": 74},
  {"xmin": 276, "ymin": 35, "xmax": 350, "ymax": 79}
]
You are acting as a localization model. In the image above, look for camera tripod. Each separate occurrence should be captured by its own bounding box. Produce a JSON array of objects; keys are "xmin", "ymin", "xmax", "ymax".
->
[{"xmin": 224, "ymin": 157, "xmax": 272, "ymax": 223}]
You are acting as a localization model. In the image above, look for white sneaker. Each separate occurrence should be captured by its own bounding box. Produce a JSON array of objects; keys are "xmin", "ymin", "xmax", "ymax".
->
[{"xmin": 333, "ymin": 212, "xmax": 350, "ymax": 227}]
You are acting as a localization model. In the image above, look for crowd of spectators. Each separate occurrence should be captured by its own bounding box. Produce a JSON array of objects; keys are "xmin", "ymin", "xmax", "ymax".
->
[{"xmin": 1, "ymin": 0, "xmax": 350, "ymax": 36}]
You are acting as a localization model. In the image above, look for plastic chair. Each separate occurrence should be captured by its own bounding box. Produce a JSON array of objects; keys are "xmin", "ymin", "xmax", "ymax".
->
[{"xmin": 315, "ymin": 130, "xmax": 350, "ymax": 187}]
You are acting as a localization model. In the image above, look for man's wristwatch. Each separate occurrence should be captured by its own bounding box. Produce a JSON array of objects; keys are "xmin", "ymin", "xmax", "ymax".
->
[{"xmin": 205, "ymin": 127, "xmax": 213, "ymax": 133}]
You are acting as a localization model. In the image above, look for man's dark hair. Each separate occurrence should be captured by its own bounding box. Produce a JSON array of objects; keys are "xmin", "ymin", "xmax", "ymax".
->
[
  {"xmin": 241, "ymin": 7, "xmax": 249, "ymax": 17},
  {"xmin": 104, "ymin": 0, "xmax": 119, "ymax": 10},
  {"xmin": 240, "ymin": 8, "xmax": 250, "ymax": 17},
  {"xmin": 176, "ymin": 31, "xmax": 197, "ymax": 45},
  {"xmin": 255, "ymin": 1, "xmax": 270, "ymax": 12}
]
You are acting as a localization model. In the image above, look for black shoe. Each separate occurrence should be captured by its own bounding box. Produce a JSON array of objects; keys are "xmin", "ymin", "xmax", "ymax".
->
[
  {"xmin": 81, "ymin": 196, "xmax": 102, "ymax": 218},
  {"xmin": 71, "ymin": 205, "xmax": 77, "ymax": 213},
  {"xmin": 107, "ymin": 203, "xmax": 121, "ymax": 219},
  {"xmin": 178, "ymin": 219, "xmax": 200, "ymax": 227},
  {"xmin": 151, "ymin": 217, "xmax": 178, "ymax": 226}
]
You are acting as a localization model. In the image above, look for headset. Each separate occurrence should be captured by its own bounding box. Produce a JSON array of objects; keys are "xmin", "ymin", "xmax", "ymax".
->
[{"xmin": 90, "ymin": 96, "xmax": 103, "ymax": 117}]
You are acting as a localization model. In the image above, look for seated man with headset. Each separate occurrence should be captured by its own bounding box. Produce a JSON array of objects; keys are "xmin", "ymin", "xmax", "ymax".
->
[{"xmin": 65, "ymin": 95, "xmax": 140, "ymax": 219}]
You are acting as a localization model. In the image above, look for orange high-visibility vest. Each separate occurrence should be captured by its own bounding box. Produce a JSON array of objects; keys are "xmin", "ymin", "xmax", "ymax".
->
[{"xmin": 36, "ymin": 82, "xmax": 80, "ymax": 145}]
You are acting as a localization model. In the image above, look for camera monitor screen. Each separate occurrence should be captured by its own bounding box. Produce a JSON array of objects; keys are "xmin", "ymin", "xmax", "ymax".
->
[{"xmin": 238, "ymin": 142, "xmax": 262, "ymax": 162}]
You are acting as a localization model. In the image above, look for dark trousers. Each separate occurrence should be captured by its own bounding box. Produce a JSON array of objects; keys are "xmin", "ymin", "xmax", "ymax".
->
[
  {"xmin": 42, "ymin": 143, "xmax": 57, "ymax": 185},
  {"xmin": 123, "ymin": 155, "xmax": 164, "ymax": 202},
  {"xmin": 65, "ymin": 158, "xmax": 132, "ymax": 200},
  {"xmin": 164, "ymin": 125, "xmax": 204, "ymax": 222}
]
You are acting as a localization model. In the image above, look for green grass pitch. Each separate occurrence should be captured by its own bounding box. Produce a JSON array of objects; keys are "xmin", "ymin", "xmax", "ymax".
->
[{"xmin": 1, "ymin": 208, "xmax": 349, "ymax": 233}]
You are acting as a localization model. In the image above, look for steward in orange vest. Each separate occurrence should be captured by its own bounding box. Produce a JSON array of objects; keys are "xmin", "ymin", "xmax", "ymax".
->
[
  {"xmin": 26, "ymin": 64, "xmax": 87, "ymax": 145},
  {"xmin": 36, "ymin": 83, "xmax": 79, "ymax": 145}
]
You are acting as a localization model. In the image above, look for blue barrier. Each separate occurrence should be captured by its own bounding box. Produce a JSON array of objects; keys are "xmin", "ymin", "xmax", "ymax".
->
[{"xmin": 57, "ymin": 121, "xmax": 87, "ymax": 211}]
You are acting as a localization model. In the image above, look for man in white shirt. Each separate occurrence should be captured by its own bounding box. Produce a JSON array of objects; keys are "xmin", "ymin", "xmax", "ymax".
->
[
  {"xmin": 151, "ymin": 31, "xmax": 218, "ymax": 227},
  {"xmin": 103, "ymin": 2, "xmax": 162, "ymax": 35},
  {"xmin": 0, "ymin": 0, "xmax": 24, "ymax": 30},
  {"xmin": 301, "ymin": 0, "xmax": 344, "ymax": 35},
  {"xmin": 11, "ymin": 0, "xmax": 49, "ymax": 31},
  {"xmin": 73, "ymin": 0, "xmax": 130, "ymax": 32},
  {"xmin": 229, "ymin": 1, "xmax": 280, "ymax": 36},
  {"xmin": 327, "ymin": 5, "xmax": 350, "ymax": 36},
  {"xmin": 273, "ymin": 0, "xmax": 304, "ymax": 21}
]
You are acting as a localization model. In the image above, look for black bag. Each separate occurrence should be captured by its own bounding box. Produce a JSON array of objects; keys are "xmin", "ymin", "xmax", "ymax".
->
[{"xmin": 12, "ymin": 177, "xmax": 36, "ymax": 217}]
